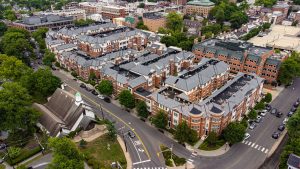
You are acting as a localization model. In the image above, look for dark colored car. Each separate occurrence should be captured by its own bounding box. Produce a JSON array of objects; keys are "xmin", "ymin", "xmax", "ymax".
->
[
  {"xmin": 265, "ymin": 104, "xmax": 272, "ymax": 111},
  {"xmin": 278, "ymin": 125, "xmax": 285, "ymax": 131},
  {"xmin": 291, "ymin": 107, "xmax": 297, "ymax": 112},
  {"xmin": 287, "ymin": 111, "xmax": 294, "ymax": 117},
  {"xmin": 91, "ymin": 90, "xmax": 98, "ymax": 95},
  {"xmin": 276, "ymin": 111, "xmax": 283, "ymax": 118},
  {"xmin": 272, "ymin": 132, "xmax": 280, "ymax": 139},
  {"xmin": 271, "ymin": 108, "xmax": 277, "ymax": 114},
  {"xmin": 80, "ymin": 83, "xmax": 86, "ymax": 88},
  {"xmin": 0, "ymin": 143, "xmax": 6, "ymax": 150},
  {"xmin": 104, "ymin": 97, "xmax": 111, "ymax": 103},
  {"xmin": 128, "ymin": 131, "xmax": 135, "ymax": 138}
]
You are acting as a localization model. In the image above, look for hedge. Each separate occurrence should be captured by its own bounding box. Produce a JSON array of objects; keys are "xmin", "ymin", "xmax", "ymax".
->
[{"xmin": 6, "ymin": 146, "xmax": 42, "ymax": 165}]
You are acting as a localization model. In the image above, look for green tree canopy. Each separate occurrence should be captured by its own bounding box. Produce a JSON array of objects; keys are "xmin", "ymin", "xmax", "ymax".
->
[
  {"xmin": 0, "ymin": 28, "xmax": 34, "ymax": 64},
  {"xmin": 0, "ymin": 21, "xmax": 7, "ymax": 36},
  {"xmin": 136, "ymin": 101, "xmax": 149, "ymax": 119},
  {"xmin": 48, "ymin": 137, "xmax": 84, "ymax": 169},
  {"xmin": 32, "ymin": 27, "xmax": 49, "ymax": 50},
  {"xmin": 74, "ymin": 19, "xmax": 95, "ymax": 27},
  {"xmin": 0, "ymin": 54, "xmax": 32, "ymax": 81},
  {"xmin": 278, "ymin": 52, "xmax": 300, "ymax": 85},
  {"xmin": 160, "ymin": 35, "xmax": 178, "ymax": 47},
  {"xmin": 248, "ymin": 109, "xmax": 258, "ymax": 120},
  {"xmin": 97, "ymin": 80, "xmax": 113, "ymax": 96},
  {"xmin": 106, "ymin": 121, "xmax": 117, "ymax": 140},
  {"xmin": 255, "ymin": 0, "xmax": 277, "ymax": 7},
  {"xmin": 254, "ymin": 101, "xmax": 265, "ymax": 110},
  {"xmin": 230, "ymin": 11, "xmax": 249, "ymax": 29},
  {"xmin": 166, "ymin": 12, "xmax": 183, "ymax": 32},
  {"xmin": 43, "ymin": 49, "xmax": 56, "ymax": 67},
  {"xmin": 287, "ymin": 109, "xmax": 300, "ymax": 138},
  {"xmin": 223, "ymin": 122, "xmax": 246, "ymax": 144},
  {"xmin": 0, "ymin": 82, "xmax": 40, "ymax": 133},
  {"xmin": 174, "ymin": 121, "xmax": 198, "ymax": 144},
  {"xmin": 3, "ymin": 10, "xmax": 16, "ymax": 21},
  {"xmin": 136, "ymin": 21, "xmax": 149, "ymax": 30},
  {"xmin": 119, "ymin": 90, "xmax": 135, "ymax": 109},
  {"xmin": 206, "ymin": 131, "xmax": 218, "ymax": 146},
  {"xmin": 263, "ymin": 93, "xmax": 272, "ymax": 103},
  {"xmin": 22, "ymin": 68, "xmax": 61, "ymax": 98},
  {"xmin": 152, "ymin": 110, "xmax": 168, "ymax": 129}
]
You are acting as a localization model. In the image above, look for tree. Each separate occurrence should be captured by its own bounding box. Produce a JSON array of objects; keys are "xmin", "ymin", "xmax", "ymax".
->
[
  {"xmin": 138, "ymin": 2, "xmax": 145, "ymax": 8},
  {"xmin": 0, "ymin": 54, "xmax": 32, "ymax": 81},
  {"xmin": 166, "ymin": 12, "xmax": 183, "ymax": 32},
  {"xmin": 23, "ymin": 68, "xmax": 61, "ymax": 98},
  {"xmin": 255, "ymin": 0, "xmax": 276, "ymax": 7},
  {"xmin": 174, "ymin": 121, "xmax": 190, "ymax": 143},
  {"xmin": 263, "ymin": 93, "xmax": 272, "ymax": 103},
  {"xmin": 32, "ymin": 27, "xmax": 49, "ymax": 50},
  {"xmin": 223, "ymin": 122, "xmax": 246, "ymax": 144},
  {"xmin": 152, "ymin": 110, "xmax": 168, "ymax": 129},
  {"xmin": 106, "ymin": 122, "xmax": 117, "ymax": 140},
  {"xmin": 97, "ymin": 80, "xmax": 113, "ymax": 96},
  {"xmin": 230, "ymin": 11, "xmax": 249, "ymax": 29},
  {"xmin": 48, "ymin": 137, "xmax": 84, "ymax": 169},
  {"xmin": 43, "ymin": 49, "xmax": 56, "ymax": 67},
  {"xmin": 136, "ymin": 101, "xmax": 149, "ymax": 119},
  {"xmin": 0, "ymin": 28, "xmax": 33, "ymax": 64},
  {"xmin": 278, "ymin": 52, "xmax": 300, "ymax": 85},
  {"xmin": 0, "ymin": 82, "xmax": 40, "ymax": 133},
  {"xmin": 287, "ymin": 109, "xmax": 300, "ymax": 139},
  {"xmin": 248, "ymin": 109, "xmax": 258, "ymax": 120},
  {"xmin": 254, "ymin": 101, "xmax": 265, "ymax": 110},
  {"xmin": 136, "ymin": 21, "xmax": 149, "ymax": 30},
  {"xmin": 74, "ymin": 19, "xmax": 95, "ymax": 27},
  {"xmin": 206, "ymin": 132, "xmax": 218, "ymax": 146},
  {"xmin": 119, "ymin": 90, "xmax": 135, "ymax": 109},
  {"xmin": 3, "ymin": 10, "xmax": 16, "ymax": 21},
  {"xmin": 0, "ymin": 21, "xmax": 7, "ymax": 36},
  {"xmin": 161, "ymin": 35, "xmax": 178, "ymax": 47}
]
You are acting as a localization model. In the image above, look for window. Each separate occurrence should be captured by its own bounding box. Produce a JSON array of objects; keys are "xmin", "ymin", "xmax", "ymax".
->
[{"xmin": 192, "ymin": 119, "xmax": 200, "ymax": 123}]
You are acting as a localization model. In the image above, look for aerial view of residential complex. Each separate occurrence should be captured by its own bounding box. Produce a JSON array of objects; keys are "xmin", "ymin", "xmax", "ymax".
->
[{"xmin": 0, "ymin": 0, "xmax": 300, "ymax": 169}]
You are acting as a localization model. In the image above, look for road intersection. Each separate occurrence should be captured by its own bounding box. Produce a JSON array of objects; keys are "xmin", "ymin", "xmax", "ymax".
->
[{"xmin": 54, "ymin": 70, "xmax": 300, "ymax": 169}]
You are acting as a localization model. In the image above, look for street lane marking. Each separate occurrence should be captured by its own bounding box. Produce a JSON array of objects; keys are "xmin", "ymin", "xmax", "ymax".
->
[
  {"xmin": 251, "ymin": 143, "xmax": 255, "ymax": 147},
  {"xmin": 258, "ymin": 146, "xmax": 261, "ymax": 150},
  {"xmin": 254, "ymin": 145, "xmax": 258, "ymax": 149},
  {"xmin": 64, "ymin": 81, "xmax": 151, "ymax": 159},
  {"xmin": 265, "ymin": 149, "xmax": 269, "ymax": 154},
  {"xmin": 261, "ymin": 147, "xmax": 265, "ymax": 152},
  {"xmin": 129, "ymin": 137, "xmax": 142, "ymax": 162},
  {"xmin": 244, "ymin": 141, "xmax": 248, "ymax": 144},
  {"xmin": 132, "ymin": 159, "xmax": 151, "ymax": 165},
  {"xmin": 248, "ymin": 141, "xmax": 252, "ymax": 145}
]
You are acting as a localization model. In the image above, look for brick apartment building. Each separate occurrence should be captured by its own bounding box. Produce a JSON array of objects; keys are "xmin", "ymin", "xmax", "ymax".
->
[
  {"xmin": 101, "ymin": 6, "xmax": 127, "ymax": 19},
  {"xmin": 192, "ymin": 39, "xmax": 283, "ymax": 83},
  {"xmin": 149, "ymin": 72, "xmax": 263, "ymax": 137},
  {"xmin": 142, "ymin": 12, "xmax": 166, "ymax": 32},
  {"xmin": 185, "ymin": 0, "xmax": 215, "ymax": 18},
  {"xmin": 11, "ymin": 14, "xmax": 73, "ymax": 32}
]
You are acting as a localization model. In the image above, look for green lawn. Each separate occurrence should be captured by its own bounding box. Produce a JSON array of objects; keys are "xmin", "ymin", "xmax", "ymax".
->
[
  {"xmin": 0, "ymin": 164, "xmax": 5, "ymax": 169},
  {"xmin": 79, "ymin": 134, "xmax": 126, "ymax": 169},
  {"xmin": 199, "ymin": 139, "xmax": 226, "ymax": 151}
]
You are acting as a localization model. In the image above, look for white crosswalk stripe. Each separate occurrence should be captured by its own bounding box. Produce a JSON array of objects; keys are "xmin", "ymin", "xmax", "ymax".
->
[{"xmin": 242, "ymin": 141, "xmax": 269, "ymax": 154}]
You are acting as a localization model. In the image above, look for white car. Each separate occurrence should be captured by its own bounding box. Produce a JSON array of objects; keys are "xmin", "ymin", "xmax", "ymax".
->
[
  {"xmin": 97, "ymin": 94, "xmax": 104, "ymax": 99},
  {"xmin": 260, "ymin": 110, "xmax": 267, "ymax": 117},
  {"xmin": 244, "ymin": 133, "xmax": 250, "ymax": 140},
  {"xmin": 283, "ymin": 118, "xmax": 288, "ymax": 125}
]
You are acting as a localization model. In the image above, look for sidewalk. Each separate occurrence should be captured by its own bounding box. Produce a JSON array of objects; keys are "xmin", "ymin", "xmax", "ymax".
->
[{"xmin": 117, "ymin": 135, "xmax": 132, "ymax": 169}]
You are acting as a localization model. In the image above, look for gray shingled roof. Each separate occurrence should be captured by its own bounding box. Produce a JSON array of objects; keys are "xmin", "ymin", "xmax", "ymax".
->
[{"xmin": 287, "ymin": 154, "xmax": 300, "ymax": 169}]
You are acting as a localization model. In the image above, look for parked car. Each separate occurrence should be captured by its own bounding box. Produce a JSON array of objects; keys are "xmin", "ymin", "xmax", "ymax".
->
[
  {"xmin": 91, "ymin": 90, "xmax": 98, "ymax": 95},
  {"xmin": 276, "ymin": 111, "xmax": 283, "ymax": 118},
  {"xmin": 271, "ymin": 108, "xmax": 277, "ymax": 114},
  {"xmin": 98, "ymin": 94, "xmax": 104, "ymax": 99},
  {"xmin": 80, "ymin": 83, "xmax": 86, "ymax": 88},
  {"xmin": 287, "ymin": 111, "xmax": 294, "ymax": 117},
  {"xmin": 249, "ymin": 123, "xmax": 256, "ymax": 130},
  {"xmin": 260, "ymin": 110, "xmax": 267, "ymax": 117},
  {"xmin": 272, "ymin": 132, "xmax": 280, "ymax": 139},
  {"xmin": 283, "ymin": 118, "xmax": 288, "ymax": 125},
  {"xmin": 104, "ymin": 97, "xmax": 111, "ymax": 103},
  {"xmin": 291, "ymin": 107, "xmax": 297, "ymax": 112},
  {"xmin": 0, "ymin": 143, "xmax": 6, "ymax": 150},
  {"xmin": 244, "ymin": 133, "xmax": 250, "ymax": 140},
  {"xmin": 265, "ymin": 104, "xmax": 272, "ymax": 111},
  {"xmin": 255, "ymin": 116, "xmax": 262, "ymax": 123},
  {"xmin": 128, "ymin": 131, "xmax": 135, "ymax": 138},
  {"xmin": 278, "ymin": 125, "xmax": 285, "ymax": 131},
  {"xmin": 294, "ymin": 101, "xmax": 299, "ymax": 107}
]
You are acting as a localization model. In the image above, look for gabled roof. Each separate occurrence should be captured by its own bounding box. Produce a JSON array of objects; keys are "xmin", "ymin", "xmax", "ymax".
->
[{"xmin": 287, "ymin": 154, "xmax": 300, "ymax": 169}]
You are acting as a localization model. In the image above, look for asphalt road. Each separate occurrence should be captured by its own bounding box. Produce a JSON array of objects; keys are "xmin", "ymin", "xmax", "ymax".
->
[{"xmin": 53, "ymin": 70, "xmax": 300, "ymax": 169}]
